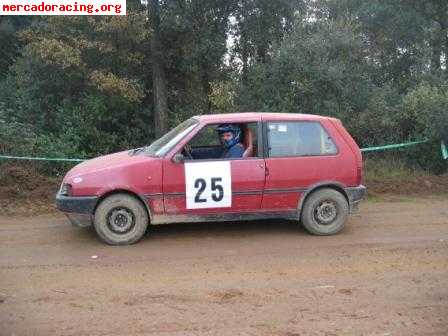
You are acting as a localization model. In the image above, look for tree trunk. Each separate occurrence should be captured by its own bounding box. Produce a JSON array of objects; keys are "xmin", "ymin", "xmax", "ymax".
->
[
  {"xmin": 200, "ymin": 59, "xmax": 212, "ymax": 113},
  {"xmin": 430, "ymin": 30, "xmax": 442, "ymax": 74},
  {"xmin": 443, "ymin": 27, "xmax": 448, "ymax": 73},
  {"xmin": 239, "ymin": 0, "xmax": 249, "ymax": 84},
  {"xmin": 149, "ymin": 0, "xmax": 168, "ymax": 138}
]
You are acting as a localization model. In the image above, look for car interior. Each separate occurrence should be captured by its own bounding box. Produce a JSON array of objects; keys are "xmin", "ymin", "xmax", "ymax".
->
[{"xmin": 182, "ymin": 122, "xmax": 258, "ymax": 160}]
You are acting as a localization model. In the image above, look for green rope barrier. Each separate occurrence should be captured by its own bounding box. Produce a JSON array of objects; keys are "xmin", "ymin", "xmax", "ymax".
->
[
  {"xmin": 442, "ymin": 141, "xmax": 448, "ymax": 160},
  {"xmin": 0, "ymin": 155, "xmax": 85, "ymax": 162},
  {"xmin": 0, "ymin": 139, "xmax": 445, "ymax": 162},
  {"xmin": 360, "ymin": 140, "xmax": 429, "ymax": 152},
  {"xmin": 361, "ymin": 139, "xmax": 447, "ymax": 160},
  {"xmin": 360, "ymin": 140, "xmax": 428, "ymax": 153}
]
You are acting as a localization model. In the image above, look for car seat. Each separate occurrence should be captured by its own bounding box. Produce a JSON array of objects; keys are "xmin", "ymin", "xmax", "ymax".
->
[{"xmin": 242, "ymin": 127, "xmax": 254, "ymax": 158}]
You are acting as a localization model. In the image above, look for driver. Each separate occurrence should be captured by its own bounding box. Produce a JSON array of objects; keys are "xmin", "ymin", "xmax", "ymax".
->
[{"xmin": 216, "ymin": 124, "xmax": 244, "ymax": 158}]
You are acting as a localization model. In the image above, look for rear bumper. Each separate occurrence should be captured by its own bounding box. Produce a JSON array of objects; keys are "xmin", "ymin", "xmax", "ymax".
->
[
  {"xmin": 56, "ymin": 193, "xmax": 97, "ymax": 227},
  {"xmin": 345, "ymin": 185, "xmax": 367, "ymax": 213}
]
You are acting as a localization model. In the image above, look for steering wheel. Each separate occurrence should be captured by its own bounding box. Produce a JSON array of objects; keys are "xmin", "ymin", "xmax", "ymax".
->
[{"xmin": 183, "ymin": 143, "xmax": 193, "ymax": 160}]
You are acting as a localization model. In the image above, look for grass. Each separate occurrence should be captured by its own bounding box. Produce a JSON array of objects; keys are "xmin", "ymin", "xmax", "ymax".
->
[
  {"xmin": 363, "ymin": 157, "xmax": 429, "ymax": 182},
  {"xmin": 362, "ymin": 155, "xmax": 448, "ymax": 200}
]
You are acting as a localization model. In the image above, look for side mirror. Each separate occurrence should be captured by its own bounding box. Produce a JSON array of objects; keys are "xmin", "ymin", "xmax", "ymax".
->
[{"xmin": 172, "ymin": 153, "xmax": 185, "ymax": 164}]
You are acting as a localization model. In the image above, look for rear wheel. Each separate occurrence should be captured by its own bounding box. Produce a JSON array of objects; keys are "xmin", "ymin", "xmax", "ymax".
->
[
  {"xmin": 93, "ymin": 193, "xmax": 149, "ymax": 245},
  {"xmin": 301, "ymin": 188, "xmax": 348, "ymax": 235}
]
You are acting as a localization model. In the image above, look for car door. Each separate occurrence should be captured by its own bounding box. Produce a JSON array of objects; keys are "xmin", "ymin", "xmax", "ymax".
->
[
  {"xmin": 261, "ymin": 119, "xmax": 341, "ymax": 212},
  {"xmin": 162, "ymin": 121, "xmax": 266, "ymax": 216}
]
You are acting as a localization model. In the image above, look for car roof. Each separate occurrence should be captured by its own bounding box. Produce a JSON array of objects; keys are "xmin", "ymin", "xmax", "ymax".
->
[{"xmin": 193, "ymin": 112, "xmax": 331, "ymax": 123}]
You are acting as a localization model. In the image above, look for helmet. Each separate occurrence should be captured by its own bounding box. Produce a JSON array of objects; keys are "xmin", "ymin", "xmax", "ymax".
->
[{"xmin": 216, "ymin": 124, "xmax": 241, "ymax": 149}]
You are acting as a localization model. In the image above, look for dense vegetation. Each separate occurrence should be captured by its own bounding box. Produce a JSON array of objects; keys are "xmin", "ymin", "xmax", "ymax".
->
[{"xmin": 0, "ymin": 0, "xmax": 447, "ymax": 173}]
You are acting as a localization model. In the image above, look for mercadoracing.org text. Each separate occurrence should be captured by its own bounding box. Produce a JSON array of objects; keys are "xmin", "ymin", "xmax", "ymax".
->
[{"xmin": 0, "ymin": 0, "xmax": 126, "ymax": 15}]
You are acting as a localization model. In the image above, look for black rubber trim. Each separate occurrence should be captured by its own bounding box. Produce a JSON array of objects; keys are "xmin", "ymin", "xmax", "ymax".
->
[
  {"xmin": 233, "ymin": 190, "xmax": 264, "ymax": 195},
  {"xmin": 263, "ymin": 187, "xmax": 307, "ymax": 194},
  {"xmin": 143, "ymin": 193, "xmax": 164, "ymax": 198},
  {"xmin": 150, "ymin": 188, "xmax": 305, "ymax": 199},
  {"xmin": 56, "ymin": 194, "xmax": 98, "ymax": 214},
  {"xmin": 152, "ymin": 210, "xmax": 298, "ymax": 225},
  {"xmin": 344, "ymin": 185, "xmax": 367, "ymax": 203}
]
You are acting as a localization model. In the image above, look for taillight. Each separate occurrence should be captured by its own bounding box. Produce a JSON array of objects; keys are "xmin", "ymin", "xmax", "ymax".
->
[{"xmin": 357, "ymin": 166, "xmax": 363, "ymax": 185}]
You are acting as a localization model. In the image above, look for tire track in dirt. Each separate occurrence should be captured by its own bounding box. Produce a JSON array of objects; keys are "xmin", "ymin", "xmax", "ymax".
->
[{"xmin": 1, "ymin": 197, "xmax": 448, "ymax": 336}]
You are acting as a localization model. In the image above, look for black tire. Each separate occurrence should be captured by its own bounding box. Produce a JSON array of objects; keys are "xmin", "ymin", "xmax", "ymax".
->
[
  {"xmin": 93, "ymin": 193, "xmax": 149, "ymax": 245},
  {"xmin": 300, "ymin": 188, "xmax": 349, "ymax": 236}
]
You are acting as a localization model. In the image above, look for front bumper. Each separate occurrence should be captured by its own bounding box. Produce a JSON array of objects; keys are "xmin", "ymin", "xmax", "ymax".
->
[
  {"xmin": 345, "ymin": 185, "xmax": 367, "ymax": 213},
  {"xmin": 56, "ymin": 193, "xmax": 98, "ymax": 227}
]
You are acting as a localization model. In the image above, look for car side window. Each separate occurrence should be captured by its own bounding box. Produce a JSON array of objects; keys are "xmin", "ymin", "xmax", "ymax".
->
[
  {"xmin": 184, "ymin": 122, "xmax": 259, "ymax": 160},
  {"xmin": 267, "ymin": 121, "xmax": 338, "ymax": 157}
]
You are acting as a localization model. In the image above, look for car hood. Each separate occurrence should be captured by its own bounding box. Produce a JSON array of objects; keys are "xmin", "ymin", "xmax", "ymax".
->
[{"xmin": 64, "ymin": 150, "xmax": 156, "ymax": 181}]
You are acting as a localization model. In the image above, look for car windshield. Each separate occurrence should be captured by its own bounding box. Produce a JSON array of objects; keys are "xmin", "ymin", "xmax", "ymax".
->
[{"xmin": 145, "ymin": 118, "xmax": 199, "ymax": 157}]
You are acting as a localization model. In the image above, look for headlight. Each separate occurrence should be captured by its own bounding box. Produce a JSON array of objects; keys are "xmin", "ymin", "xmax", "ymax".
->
[{"xmin": 59, "ymin": 183, "xmax": 72, "ymax": 196}]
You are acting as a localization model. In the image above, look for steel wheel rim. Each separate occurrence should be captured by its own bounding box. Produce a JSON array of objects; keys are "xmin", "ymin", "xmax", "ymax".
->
[
  {"xmin": 314, "ymin": 200, "xmax": 338, "ymax": 225},
  {"xmin": 106, "ymin": 207, "xmax": 135, "ymax": 234}
]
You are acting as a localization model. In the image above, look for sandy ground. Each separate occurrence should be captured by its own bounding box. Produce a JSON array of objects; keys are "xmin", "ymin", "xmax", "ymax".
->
[{"xmin": 1, "ymin": 196, "xmax": 448, "ymax": 336}]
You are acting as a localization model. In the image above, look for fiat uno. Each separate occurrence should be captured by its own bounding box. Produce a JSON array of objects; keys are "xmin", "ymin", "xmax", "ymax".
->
[{"xmin": 56, "ymin": 113, "xmax": 366, "ymax": 245}]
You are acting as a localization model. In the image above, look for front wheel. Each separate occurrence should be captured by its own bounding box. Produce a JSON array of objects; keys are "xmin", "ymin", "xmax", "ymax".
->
[
  {"xmin": 300, "ymin": 188, "xmax": 349, "ymax": 235},
  {"xmin": 93, "ymin": 193, "xmax": 149, "ymax": 245}
]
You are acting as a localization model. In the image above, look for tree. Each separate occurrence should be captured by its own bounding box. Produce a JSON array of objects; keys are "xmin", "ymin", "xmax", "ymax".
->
[
  {"xmin": 148, "ymin": 0, "xmax": 169, "ymax": 136},
  {"xmin": 0, "ymin": 0, "xmax": 447, "ymax": 174},
  {"xmin": 0, "ymin": 17, "xmax": 33, "ymax": 79},
  {"xmin": 0, "ymin": 11, "xmax": 151, "ymax": 157},
  {"xmin": 159, "ymin": 0, "xmax": 235, "ymax": 116},
  {"xmin": 230, "ymin": 0, "xmax": 303, "ymax": 81}
]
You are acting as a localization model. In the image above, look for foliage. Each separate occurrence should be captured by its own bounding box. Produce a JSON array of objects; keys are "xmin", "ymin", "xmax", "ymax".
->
[
  {"xmin": 0, "ymin": 11, "xmax": 152, "ymax": 158},
  {"xmin": 396, "ymin": 83, "xmax": 448, "ymax": 173},
  {"xmin": 0, "ymin": 0, "xmax": 447, "ymax": 174},
  {"xmin": 401, "ymin": 83, "xmax": 448, "ymax": 142},
  {"xmin": 0, "ymin": 102, "xmax": 36, "ymax": 155}
]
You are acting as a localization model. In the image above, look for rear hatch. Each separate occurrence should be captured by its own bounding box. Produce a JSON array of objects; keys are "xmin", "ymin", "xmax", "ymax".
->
[{"xmin": 329, "ymin": 118, "xmax": 363, "ymax": 185}]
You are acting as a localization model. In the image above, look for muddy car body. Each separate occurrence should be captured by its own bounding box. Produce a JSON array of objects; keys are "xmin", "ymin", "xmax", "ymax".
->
[{"xmin": 56, "ymin": 112, "xmax": 366, "ymax": 245}]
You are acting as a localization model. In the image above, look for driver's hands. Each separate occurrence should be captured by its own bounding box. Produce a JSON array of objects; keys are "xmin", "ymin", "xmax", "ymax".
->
[
  {"xmin": 184, "ymin": 143, "xmax": 192, "ymax": 153},
  {"xmin": 183, "ymin": 143, "xmax": 193, "ymax": 159}
]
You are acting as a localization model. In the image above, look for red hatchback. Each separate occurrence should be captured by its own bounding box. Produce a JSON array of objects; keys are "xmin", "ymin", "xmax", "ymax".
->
[{"xmin": 56, "ymin": 113, "xmax": 366, "ymax": 245}]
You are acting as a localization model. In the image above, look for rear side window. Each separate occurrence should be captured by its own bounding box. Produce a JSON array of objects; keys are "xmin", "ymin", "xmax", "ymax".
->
[{"xmin": 267, "ymin": 121, "xmax": 338, "ymax": 157}]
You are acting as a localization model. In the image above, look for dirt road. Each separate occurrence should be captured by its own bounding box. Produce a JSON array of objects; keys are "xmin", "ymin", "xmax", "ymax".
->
[{"xmin": 1, "ymin": 196, "xmax": 448, "ymax": 336}]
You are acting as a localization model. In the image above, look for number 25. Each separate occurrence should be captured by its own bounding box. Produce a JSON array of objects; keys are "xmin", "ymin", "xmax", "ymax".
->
[{"xmin": 194, "ymin": 177, "xmax": 224, "ymax": 203}]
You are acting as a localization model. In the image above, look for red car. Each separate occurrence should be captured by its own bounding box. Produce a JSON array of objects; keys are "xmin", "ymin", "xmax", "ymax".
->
[{"xmin": 56, "ymin": 113, "xmax": 366, "ymax": 245}]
